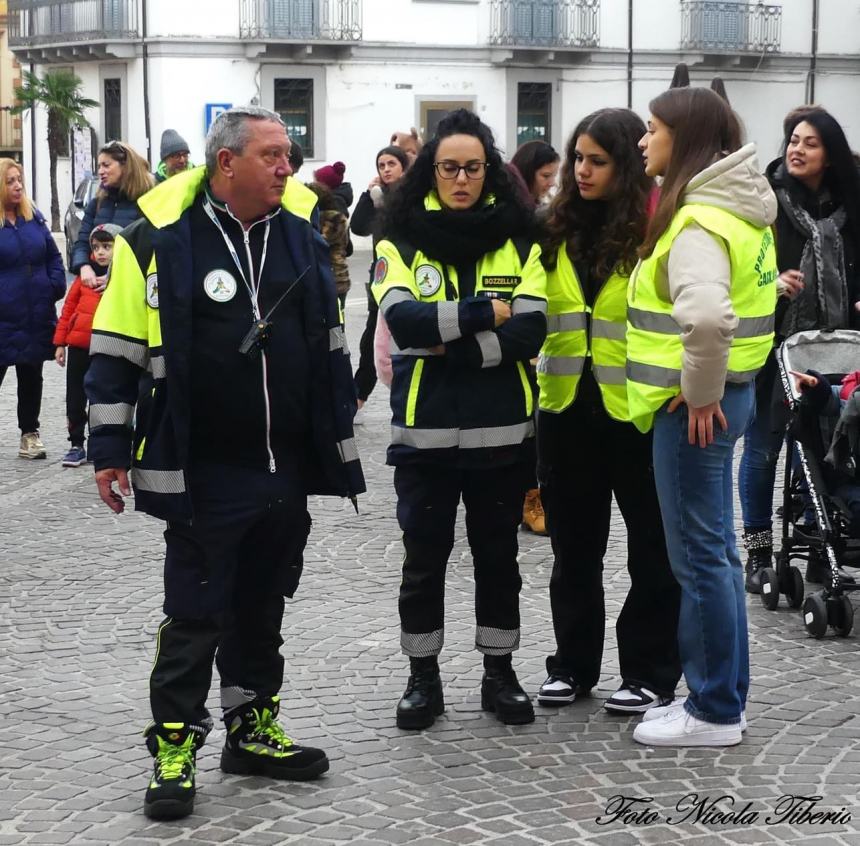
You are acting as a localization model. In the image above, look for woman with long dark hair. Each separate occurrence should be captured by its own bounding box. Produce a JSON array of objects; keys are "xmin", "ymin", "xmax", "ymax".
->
[
  {"xmin": 350, "ymin": 145, "xmax": 410, "ymax": 411},
  {"xmin": 372, "ymin": 109, "xmax": 547, "ymax": 730},
  {"xmin": 71, "ymin": 140, "xmax": 153, "ymax": 290},
  {"xmin": 739, "ymin": 106, "xmax": 860, "ymax": 589},
  {"xmin": 629, "ymin": 87, "xmax": 777, "ymax": 746},
  {"xmin": 510, "ymin": 140, "xmax": 560, "ymax": 207},
  {"xmin": 536, "ymin": 109, "xmax": 681, "ymax": 713}
]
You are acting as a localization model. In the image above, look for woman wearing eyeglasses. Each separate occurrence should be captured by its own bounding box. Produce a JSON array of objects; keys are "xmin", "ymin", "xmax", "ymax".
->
[
  {"xmin": 70, "ymin": 140, "xmax": 153, "ymax": 291},
  {"xmin": 373, "ymin": 109, "xmax": 547, "ymax": 730}
]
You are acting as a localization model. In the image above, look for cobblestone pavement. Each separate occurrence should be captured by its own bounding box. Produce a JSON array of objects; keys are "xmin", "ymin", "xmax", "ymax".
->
[{"xmin": 1, "ymin": 251, "xmax": 859, "ymax": 846}]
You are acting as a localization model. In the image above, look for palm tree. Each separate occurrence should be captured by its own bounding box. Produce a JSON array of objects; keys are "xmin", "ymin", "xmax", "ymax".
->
[{"xmin": 14, "ymin": 70, "xmax": 99, "ymax": 232}]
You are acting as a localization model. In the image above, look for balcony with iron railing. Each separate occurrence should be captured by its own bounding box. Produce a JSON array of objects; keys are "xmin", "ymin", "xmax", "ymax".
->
[
  {"xmin": 8, "ymin": 0, "xmax": 138, "ymax": 47},
  {"xmin": 240, "ymin": 0, "xmax": 361, "ymax": 41},
  {"xmin": 680, "ymin": 1, "xmax": 781, "ymax": 54},
  {"xmin": 488, "ymin": 0, "xmax": 599, "ymax": 49}
]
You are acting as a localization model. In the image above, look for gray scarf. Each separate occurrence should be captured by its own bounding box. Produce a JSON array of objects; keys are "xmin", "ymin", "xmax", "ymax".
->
[{"xmin": 777, "ymin": 186, "xmax": 849, "ymax": 335}]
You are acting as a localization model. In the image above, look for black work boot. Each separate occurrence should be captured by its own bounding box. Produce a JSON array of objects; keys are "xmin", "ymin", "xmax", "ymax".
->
[
  {"xmin": 743, "ymin": 528, "xmax": 772, "ymax": 594},
  {"xmin": 396, "ymin": 656, "xmax": 444, "ymax": 730},
  {"xmin": 481, "ymin": 654, "xmax": 535, "ymax": 725},
  {"xmin": 221, "ymin": 696, "xmax": 329, "ymax": 780},
  {"xmin": 143, "ymin": 723, "xmax": 206, "ymax": 820}
]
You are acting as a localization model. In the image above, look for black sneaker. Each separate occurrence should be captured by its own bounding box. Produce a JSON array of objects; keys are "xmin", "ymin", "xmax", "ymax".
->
[
  {"xmin": 220, "ymin": 696, "xmax": 329, "ymax": 780},
  {"xmin": 604, "ymin": 684, "xmax": 676, "ymax": 714},
  {"xmin": 536, "ymin": 672, "xmax": 582, "ymax": 706},
  {"xmin": 143, "ymin": 723, "xmax": 203, "ymax": 820},
  {"xmin": 396, "ymin": 664, "xmax": 444, "ymax": 730},
  {"xmin": 481, "ymin": 663, "xmax": 535, "ymax": 725}
]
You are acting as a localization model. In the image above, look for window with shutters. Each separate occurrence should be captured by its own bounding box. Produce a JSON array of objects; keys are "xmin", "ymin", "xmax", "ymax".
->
[
  {"xmin": 516, "ymin": 83, "xmax": 551, "ymax": 147},
  {"xmin": 274, "ymin": 78, "xmax": 314, "ymax": 158},
  {"xmin": 268, "ymin": 0, "xmax": 319, "ymax": 37}
]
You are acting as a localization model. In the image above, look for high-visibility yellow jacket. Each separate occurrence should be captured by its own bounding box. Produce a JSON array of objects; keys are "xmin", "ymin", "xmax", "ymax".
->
[
  {"xmin": 626, "ymin": 203, "xmax": 777, "ymax": 433},
  {"xmin": 538, "ymin": 245, "xmax": 630, "ymax": 420}
]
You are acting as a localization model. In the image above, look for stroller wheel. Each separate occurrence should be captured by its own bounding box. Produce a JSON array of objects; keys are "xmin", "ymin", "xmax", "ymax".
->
[
  {"xmin": 802, "ymin": 593, "xmax": 828, "ymax": 639},
  {"xmin": 831, "ymin": 595, "xmax": 854, "ymax": 638},
  {"xmin": 759, "ymin": 568, "xmax": 780, "ymax": 610},
  {"xmin": 786, "ymin": 567, "xmax": 805, "ymax": 609}
]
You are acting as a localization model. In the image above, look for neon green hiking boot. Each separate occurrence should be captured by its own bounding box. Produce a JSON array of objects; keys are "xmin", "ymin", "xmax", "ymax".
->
[
  {"xmin": 220, "ymin": 695, "xmax": 329, "ymax": 780},
  {"xmin": 143, "ymin": 723, "xmax": 203, "ymax": 820}
]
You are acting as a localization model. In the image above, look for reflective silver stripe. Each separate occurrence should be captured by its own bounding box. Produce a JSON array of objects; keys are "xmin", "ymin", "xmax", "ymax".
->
[
  {"xmin": 89, "ymin": 402, "xmax": 135, "ymax": 427},
  {"xmin": 379, "ymin": 287, "xmax": 414, "ymax": 314},
  {"xmin": 626, "ymin": 360, "xmax": 680, "ymax": 388},
  {"xmin": 546, "ymin": 312, "xmax": 588, "ymax": 333},
  {"xmin": 627, "ymin": 308, "xmax": 678, "ymax": 334},
  {"xmin": 733, "ymin": 315, "xmax": 774, "ymax": 339},
  {"xmin": 475, "ymin": 626, "xmax": 520, "ymax": 655},
  {"xmin": 90, "ymin": 333, "xmax": 149, "ymax": 368},
  {"xmin": 727, "ymin": 368, "xmax": 760, "ymax": 383},
  {"xmin": 329, "ymin": 327, "xmax": 346, "ymax": 352},
  {"xmin": 132, "ymin": 468, "xmax": 186, "ymax": 494},
  {"xmin": 401, "ymin": 628, "xmax": 444, "ymax": 657},
  {"xmin": 591, "ymin": 319, "xmax": 626, "ymax": 341},
  {"xmin": 337, "ymin": 437, "xmax": 360, "ymax": 463},
  {"xmin": 436, "ymin": 301, "xmax": 461, "ymax": 343},
  {"xmin": 390, "ymin": 339, "xmax": 440, "ymax": 357},
  {"xmin": 537, "ymin": 353, "xmax": 585, "ymax": 376},
  {"xmin": 391, "ymin": 420, "xmax": 534, "ymax": 450},
  {"xmin": 475, "ymin": 331, "xmax": 502, "ymax": 368},
  {"xmin": 512, "ymin": 297, "xmax": 547, "ymax": 316},
  {"xmin": 149, "ymin": 355, "xmax": 166, "ymax": 379},
  {"xmin": 592, "ymin": 364, "xmax": 626, "ymax": 386}
]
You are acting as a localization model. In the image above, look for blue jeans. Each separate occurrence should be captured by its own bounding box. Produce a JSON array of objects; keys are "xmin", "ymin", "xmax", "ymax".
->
[
  {"xmin": 653, "ymin": 382, "xmax": 756, "ymax": 725},
  {"xmin": 738, "ymin": 392, "xmax": 784, "ymax": 531}
]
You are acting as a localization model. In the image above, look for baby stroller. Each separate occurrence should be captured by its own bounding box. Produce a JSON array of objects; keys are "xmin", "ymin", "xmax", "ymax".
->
[{"xmin": 763, "ymin": 329, "xmax": 859, "ymax": 638}]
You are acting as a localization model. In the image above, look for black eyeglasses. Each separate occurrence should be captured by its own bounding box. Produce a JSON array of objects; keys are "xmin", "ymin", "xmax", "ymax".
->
[{"xmin": 433, "ymin": 160, "xmax": 489, "ymax": 180}]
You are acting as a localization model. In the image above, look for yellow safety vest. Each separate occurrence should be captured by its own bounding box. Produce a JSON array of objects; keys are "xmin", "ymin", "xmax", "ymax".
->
[
  {"xmin": 537, "ymin": 245, "xmax": 630, "ymax": 420},
  {"xmin": 626, "ymin": 203, "xmax": 777, "ymax": 433}
]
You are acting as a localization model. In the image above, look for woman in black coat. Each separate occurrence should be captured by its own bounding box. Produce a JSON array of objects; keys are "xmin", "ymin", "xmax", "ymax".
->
[{"xmin": 71, "ymin": 140, "xmax": 153, "ymax": 289}]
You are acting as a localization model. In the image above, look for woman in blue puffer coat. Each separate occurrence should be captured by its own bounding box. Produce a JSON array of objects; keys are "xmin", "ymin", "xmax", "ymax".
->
[
  {"xmin": 70, "ymin": 140, "xmax": 153, "ymax": 289},
  {"xmin": 0, "ymin": 158, "xmax": 67, "ymax": 458}
]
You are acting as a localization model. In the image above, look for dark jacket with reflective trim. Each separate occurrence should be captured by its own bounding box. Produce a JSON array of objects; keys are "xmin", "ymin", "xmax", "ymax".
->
[
  {"xmin": 372, "ymin": 228, "xmax": 547, "ymax": 467},
  {"xmin": 85, "ymin": 166, "xmax": 365, "ymax": 522}
]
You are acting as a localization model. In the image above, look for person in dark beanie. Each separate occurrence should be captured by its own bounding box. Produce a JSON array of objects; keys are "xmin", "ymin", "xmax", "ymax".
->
[
  {"xmin": 156, "ymin": 129, "xmax": 192, "ymax": 182},
  {"xmin": 314, "ymin": 161, "xmax": 353, "ymax": 218}
]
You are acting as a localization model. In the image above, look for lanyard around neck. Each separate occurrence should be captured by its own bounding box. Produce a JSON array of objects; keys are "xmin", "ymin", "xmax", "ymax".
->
[{"xmin": 202, "ymin": 195, "xmax": 272, "ymax": 319}]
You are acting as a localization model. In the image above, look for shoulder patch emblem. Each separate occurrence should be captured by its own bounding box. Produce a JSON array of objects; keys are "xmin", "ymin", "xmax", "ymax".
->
[
  {"xmin": 145, "ymin": 273, "xmax": 159, "ymax": 308},
  {"xmin": 415, "ymin": 264, "xmax": 442, "ymax": 297},
  {"xmin": 373, "ymin": 256, "xmax": 388, "ymax": 285},
  {"xmin": 203, "ymin": 269, "xmax": 238, "ymax": 302}
]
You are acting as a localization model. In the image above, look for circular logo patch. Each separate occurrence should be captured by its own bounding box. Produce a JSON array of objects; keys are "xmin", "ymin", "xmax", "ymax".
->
[
  {"xmin": 145, "ymin": 273, "xmax": 159, "ymax": 308},
  {"xmin": 415, "ymin": 264, "xmax": 442, "ymax": 297},
  {"xmin": 203, "ymin": 269, "xmax": 238, "ymax": 302},
  {"xmin": 373, "ymin": 256, "xmax": 388, "ymax": 286}
]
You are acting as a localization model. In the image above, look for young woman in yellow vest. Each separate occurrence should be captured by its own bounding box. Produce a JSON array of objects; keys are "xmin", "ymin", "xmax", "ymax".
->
[
  {"xmin": 629, "ymin": 88, "xmax": 777, "ymax": 747},
  {"xmin": 372, "ymin": 109, "xmax": 548, "ymax": 730},
  {"xmin": 536, "ymin": 108, "xmax": 682, "ymax": 714}
]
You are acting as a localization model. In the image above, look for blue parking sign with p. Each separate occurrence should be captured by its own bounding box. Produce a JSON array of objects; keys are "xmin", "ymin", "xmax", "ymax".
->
[{"xmin": 205, "ymin": 103, "xmax": 232, "ymax": 134}]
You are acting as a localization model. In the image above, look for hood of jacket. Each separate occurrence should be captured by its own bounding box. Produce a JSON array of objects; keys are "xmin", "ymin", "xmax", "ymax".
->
[{"xmin": 683, "ymin": 143, "xmax": 777, "ymax": 229}]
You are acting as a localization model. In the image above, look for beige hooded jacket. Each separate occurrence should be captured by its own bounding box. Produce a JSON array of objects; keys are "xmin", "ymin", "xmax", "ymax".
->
[{"xmin": 651, "ymin": 143, "xmax": 777, "ymax": 407}]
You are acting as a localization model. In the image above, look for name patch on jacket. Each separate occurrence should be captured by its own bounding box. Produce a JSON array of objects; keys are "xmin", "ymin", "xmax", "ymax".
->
[{"xmin": 482, "ymin": 275, "xmax": 519, "ymax": 289}]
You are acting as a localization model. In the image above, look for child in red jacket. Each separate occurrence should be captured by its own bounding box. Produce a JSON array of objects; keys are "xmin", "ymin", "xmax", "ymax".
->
[{"xmin": 53, "ymin": 224, "xmax": 121, "ymax": 466}]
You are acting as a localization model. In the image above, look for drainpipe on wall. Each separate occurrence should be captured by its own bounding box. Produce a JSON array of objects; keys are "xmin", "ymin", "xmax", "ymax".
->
[
  {"xmin": 142, "ymin": 0, "xmax": 152, "ymax": 165},
  {"xmin": 807, "ymin": 0, "xmax": 819, "ymax": 103},
  {"xmin": 29, "ymin": 62, "xmax": 36, "ymax": 198},
  {"xmin": 627, "ymin": 0, "xmax": 633, "ymax": 108}
]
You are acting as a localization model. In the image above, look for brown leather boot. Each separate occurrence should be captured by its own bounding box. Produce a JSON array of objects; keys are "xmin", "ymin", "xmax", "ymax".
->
[{"xmin": 521, "ymin": 488, "xmax": 547, "ymax": 535}]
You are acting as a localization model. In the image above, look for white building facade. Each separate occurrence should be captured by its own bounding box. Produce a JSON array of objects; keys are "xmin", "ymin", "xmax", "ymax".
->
[{"xmin": 7, "ymin": 0, "xmax": 860, "ymax": 220}]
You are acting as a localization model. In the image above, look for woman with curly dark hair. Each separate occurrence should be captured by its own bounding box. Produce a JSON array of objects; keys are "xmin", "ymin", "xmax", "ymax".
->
[
  {"xmin": 536, "ymin": 108, "xmax": 681, "ymax": 715},
  {"xmin": 373, "ymin": 109, "xmax": 547, "ymax": 730}
]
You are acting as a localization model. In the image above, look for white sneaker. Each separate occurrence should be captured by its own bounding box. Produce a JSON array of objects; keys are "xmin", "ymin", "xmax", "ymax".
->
[
  {"xmin": 633, "ymin": 708, "xmax": 742, "ymax": 747},
  {"xmin": 642, "ymin": 699, "xmax": 747, "ymax": 731},
  {"xmin": 18, "ymin": 431, "xmax": 46, "ymax": 459}
]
